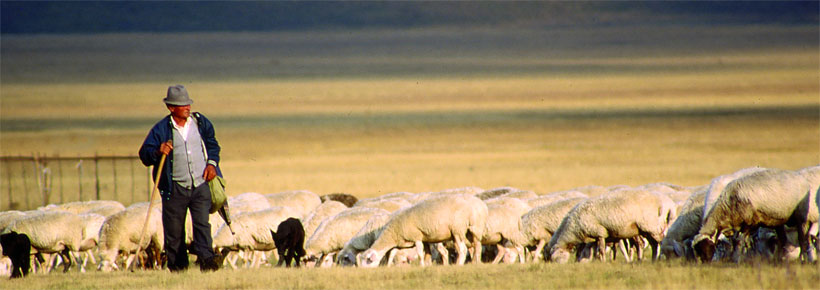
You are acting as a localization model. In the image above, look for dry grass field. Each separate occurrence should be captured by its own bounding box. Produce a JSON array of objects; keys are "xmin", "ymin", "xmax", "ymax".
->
[
  {"xmin": 1, "ymin": 26, "xmax": 819, "ymax": 288},
  {"xmin": 1, "ymin": 260, "xmax": 818, "ymax": 289},
  {"xmin": 2, "ymin": 66, "xmax": 817, "ymax": 202}
]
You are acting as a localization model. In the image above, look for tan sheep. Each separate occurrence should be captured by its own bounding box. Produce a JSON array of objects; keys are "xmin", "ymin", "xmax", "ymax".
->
[
  {"xmin": 212, "ymin": 206, "xmax": 300, "ymax": 268},
  {"xmin": 302, "ymin": 200, "xmax": 349, "ymax": 242},
  {"xmin": 96, "ymin": 202, "xmax": 164, "ymax": 272},
  {"xmin": 353, "ymin": 197, "xmax": 412, "ymax": 213},
  {"xmin": 338, "ymin": 212, "xmax": 392, "ymax": 266},
  {"xmin": 693, "ymin": 166, "xmax": 819, "ymax": 263},
  {"xmin": 547, "ymin": 189, "xmax": 669, "ymax": 263},
  {"xmin": 264, "ymin": 190, "xmax": 322, "ymax": 219},
  {"xmin": 303, "ymin": 207, "xmax": 389, "ymax": 267},
  {"xmin": 481, "ymin": 197, "xmax": 532, "ymax": 264},
  {"xmin": 521, "ymin": 197, "xmax": 587, "ymax": 262},
  {"xmin": 660, "ymin": 186, "xmax": 708, "ymax": 260},
  {"xmin": 360, "ymin": 194, "xmax": 487, "ymax": 267},
  {"xmin": 3, "ymin": 211, "xmax": 84, "ymax": 273},
  {"xmin": 526, "ymin": 191, "xmax": 587, "ymax": 208}
]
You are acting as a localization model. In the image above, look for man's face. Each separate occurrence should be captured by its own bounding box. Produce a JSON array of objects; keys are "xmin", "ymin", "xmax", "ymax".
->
[{"xmin": 168, "ymin": 104, "xmax": 191, "ymax": 119}]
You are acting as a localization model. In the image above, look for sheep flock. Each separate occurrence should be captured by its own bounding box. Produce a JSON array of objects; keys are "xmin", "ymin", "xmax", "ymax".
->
[{"xmin": 1, "ymin": 165, "xmax": 818, "ymax": 277}]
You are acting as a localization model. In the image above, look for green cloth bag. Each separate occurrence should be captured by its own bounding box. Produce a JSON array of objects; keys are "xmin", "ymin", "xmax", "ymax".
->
[{"xmin": 209, "ymin": 175, "xmax": 227, "ymax": 214}]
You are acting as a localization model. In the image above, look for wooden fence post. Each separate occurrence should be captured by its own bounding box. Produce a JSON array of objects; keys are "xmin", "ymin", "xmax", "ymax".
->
[
  {"xmin": 130, "ymin": 159, "xmax": 136, "ymax": 205},
  {"xmin": 57, "ymin": 155, "xmax": 64, "ymax": 204},
  {"xmin": 77, "ymin": 159, "xmax": 83, "ymax": 201},
  {"xmin": 112, "ymin": 158, "xmax": 118, "ymax": 202},
  {"xmin": 94, "ymin": 153, "xmax": 100, "ymax": 201},
  {"xmin": 21, "ymin": 157, "xmax": 29, "ymax": 209},
  {"xmin": 4, "ymin": 160, "xmax": 11, "ymax": 210}
]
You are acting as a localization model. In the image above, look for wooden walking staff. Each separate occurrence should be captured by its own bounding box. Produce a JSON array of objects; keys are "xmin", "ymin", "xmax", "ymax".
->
[{"xmin": 134, "ymin": 153, "xmax": 166, "ymax": 270}]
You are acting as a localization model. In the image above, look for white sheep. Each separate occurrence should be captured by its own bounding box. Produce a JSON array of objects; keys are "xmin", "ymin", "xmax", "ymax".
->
[
  {"xmin": 526, "ymin": 191, "xmax": 588, "ymax": 208},
  {"xmin": 476, "ymin": 187, "xmax": 530, "ymax": 200},
  {"xmin": 97, "ymin": 202, "xmax": 164, "ymax": 272},
  {"xmin": 37, "ymin": 200, "xmax": 125, "ymax": 215},
  {"xmin": 353, "ymin": 197, "xmax": 412, "ymax": 213},
  {"xmin": 702, "ymin": 167, "xmax": 768, "ymax": 220},
  {"xmin": 481, "ymin": 197, "xmax": 532, "ymax": 264},
  {"xmin": 72, "ymin": 213, "xmax": 106, "ymax": 272},
  {"xmin": 658, "ymin": 167, "xmax": 765, "ymax": 261},
  {"xmin": 212, "ymin": 206, "xmax": 300, "ymax": 268},
  {"xmin": 3, "ymin": 211, "xmax": 84, "ymax": 273},
  {"xmin": 83, "ymin": 204, "xmax": 126, "ymax": 218},
  {"xmin": 521, "ymin": 197, "xmax": 587, "ymax": 262},
  {"xmin": 302, "ymin": 200, "xmax": 349, "ymax": 242},
  {"xmin": 547, "ymin": 189, "xmax": 669, "ymax": 263},
  {"xmin": 693, "ymin": 166, "xmax": 819, "ymax": 263},
  {"xmin": 0, "ymin": 211, "xmax": 27, "ymax": 232},
  {"xmin": 338, "ymin": 212, "xmax": 392, "ymax": 266},
  {"xmin": 360, "ymin": 194, "xmax": 488, "ymax": 267},
  {"xmin": 660, "ymin": 186, "xmax": 708, "ymax": 260},
  {"xmin": 303, "ymin": 207, "xmax": 390, "ymax": 267},
  {"xmin": 353, "ymin": 192, "xmax": 415, "ymax": 207},
  {"xmin": 571, "ymin": 185, "xmax": 626, "ymax": 197},
  {"xmin": 264, "ymin": 190, "xmax": 322, "ymax": 219},
  {"xmin": 406, "ymin": 187, "xmax": 485, "ymax": 205},
  {"xmin": 228, "ymin": 192, "xmax": 271, "ymax": 215}
]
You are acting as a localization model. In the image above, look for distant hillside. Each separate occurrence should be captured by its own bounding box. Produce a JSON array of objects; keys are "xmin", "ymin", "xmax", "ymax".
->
[{"xmin": 2, "ymin": 1, "xmax": 817, "ymax": 34}]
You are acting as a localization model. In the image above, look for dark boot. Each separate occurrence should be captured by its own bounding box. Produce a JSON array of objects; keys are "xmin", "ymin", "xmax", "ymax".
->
[{"xmin": 199, "ymin": 255, "xmax": 220, "ymax": 272}]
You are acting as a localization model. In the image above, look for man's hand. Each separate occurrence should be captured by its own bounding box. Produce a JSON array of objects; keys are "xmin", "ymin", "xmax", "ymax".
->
[
  {"xmin": 203, "ymin": 164, "xmax": 217, "ymax": 182},
  {"xmin": 158, "ymin": 141, "xmax": 173, "ymax": 156}
]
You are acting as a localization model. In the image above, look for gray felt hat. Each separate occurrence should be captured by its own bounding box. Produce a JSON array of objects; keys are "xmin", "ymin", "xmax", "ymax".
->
[{"xmin": 164, "ymin": 85, "xmax": 193, "ymax": 106}]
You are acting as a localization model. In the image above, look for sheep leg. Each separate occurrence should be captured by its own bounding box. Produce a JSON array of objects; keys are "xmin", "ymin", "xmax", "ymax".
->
[
  {"xmin": 596, "ymin": 239, "xmax": 607, "ymax": 262},
  {"xmin": 491, "ymin": 244, "xmax": 505, "ymax": 264},
  {"xmin": 532, "ymin": 240, "xmax": 547, "ymax": 263},
  {"xmin": 250, "ymin": 251, "xmax": 261, "ymax": 268},
  {"xmin": 455, "ymin": 240, "xmax": 469, "ymax": 265},
  {"xmin": 796, "ymin": 223, "xmax": 810, "ymax": 263},
  {"xmin": 807, "ymin": 222, "xmax": 818, "ymax": 263},
  {"xmin": 46, "ymin": 253, "xmax": 60, "ymax": 273},
  {"xmin": 72, "ymin": 251, "xmax": 86, "ymax": 273},
  {"xmin": 124, "ymin": 254, "xmax": 137, "ymax": 271},
  {"xmin": 386, "ymin": 248, "xmax": 397, "ymax": 266},
  {"xmin": 774, "ymin": 226, "xmax": 789, "ymax": 262},
  {"xmin": 470, "ymin": 234, "xmax": 482, "ymax": 264},
  {"xmin": 437, "ymin": 243, "xmax": 451, "ymax": 265},
  {"xmin": 225, "ymin": 251, "xmax": 238, "ymax": 269},
  {"xmin": 515, "ymin": 244, "xmax": 526, "ymax": 264},
  {"xmin": 415, "ymin": 241, "xmax": 426, "ymax": 267},
  {"xmin": 634, "ymin": 237, "xmax": 646, "ymax": 262},
  {"xmin": 618, "ymin": 240, "xmax": 631, "ymax": 263},
  {"xmin": 59, "ymin": 249, "xmax": 72, "ymax": 273},
  {"xmin": 609, "ymin": 241, "xmax": 618, "ymax": 262},
  {"xmin": 646, "ymin": 237, "xmax": 660, "ymax": 261}
]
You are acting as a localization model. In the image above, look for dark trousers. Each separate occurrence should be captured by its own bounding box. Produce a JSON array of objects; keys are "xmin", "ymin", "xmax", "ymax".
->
[{"xmin": 162, "ymin": 181, "xmax": 214, "ymax": 270}]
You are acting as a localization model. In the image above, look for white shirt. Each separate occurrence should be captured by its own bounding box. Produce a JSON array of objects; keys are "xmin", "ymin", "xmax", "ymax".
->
[{"xmin": 171, "ymin": 116, "xmax": 193, "ymax": 142}]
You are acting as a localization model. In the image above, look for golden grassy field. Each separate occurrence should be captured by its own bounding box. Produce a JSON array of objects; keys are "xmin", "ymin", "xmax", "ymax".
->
[
  {"xmin": 1, "ymin": 28, "xmax": 819, "ymax": 288},
  {"xmin": 2, "ymin": 61, "xmax": 818, "ymax": 203},
  {"xmin": 1, "ymin": 260, "xmax": 818, "ymax": 289}
]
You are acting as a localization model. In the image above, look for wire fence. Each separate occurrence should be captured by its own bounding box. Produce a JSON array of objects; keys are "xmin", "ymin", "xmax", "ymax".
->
[{"xmin": 0, "ymin": 154, "xmax": 155, "ymax": 211}]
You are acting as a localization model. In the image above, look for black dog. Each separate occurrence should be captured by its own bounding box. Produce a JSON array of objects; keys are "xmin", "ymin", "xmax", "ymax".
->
[
  {"xmin": 270, "ymin": 218, "xmax": 306, "ymax": 267},
  {"xmin": 1, "ymin": 231, "xmax": 32, "ymax": 279}
]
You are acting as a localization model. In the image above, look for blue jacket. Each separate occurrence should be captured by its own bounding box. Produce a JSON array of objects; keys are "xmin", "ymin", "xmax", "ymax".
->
[{"xmin": 139, "ymin": 112, "xmax": 223, "ymax": 197}]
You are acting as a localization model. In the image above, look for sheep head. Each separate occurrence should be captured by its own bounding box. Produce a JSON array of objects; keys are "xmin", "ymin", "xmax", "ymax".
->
[
  {"xmin": 692, "ymin": 234, "xmax": 715, "ymax": 263},
  {"xmin": 660, "ymin": 239, "xmax": 685, "ymax": 259},
  {"xmin": 548, "ymin": 245, "xmax": 571, "ymax": 264},
  {"xmin": 360, "ymin": 248, "xmax": 383, "ymax": 268}
]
